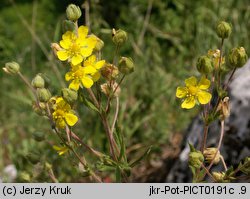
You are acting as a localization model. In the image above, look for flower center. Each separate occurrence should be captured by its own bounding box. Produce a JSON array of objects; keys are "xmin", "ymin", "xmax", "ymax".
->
[{"xmin": 188, "ymin": 86, "xmax": 199, "ymax": 96}]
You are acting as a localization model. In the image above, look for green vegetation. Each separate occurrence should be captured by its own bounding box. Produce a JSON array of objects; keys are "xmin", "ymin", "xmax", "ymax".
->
[{"xmin": 0, "ymin": 0, "xmax": 249, "ymax": 182}]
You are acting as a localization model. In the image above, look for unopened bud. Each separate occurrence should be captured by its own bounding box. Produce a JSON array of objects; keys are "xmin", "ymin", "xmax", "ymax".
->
[
  {"xmin": 196, "ymin": 56, "xmax": 213, "ymax": 75},
  {"xmin": 61, "ymin": 88, "xmax": 78, "ymax": 104},
  {"xmin": 101, "ymin": 63, "xmax": 119, "ymax": 80},
  {"xmin": 37, "ymin": 88, "xmax": 51, "ymax": 102},
  {"xmin": 101, "ymin": 82, "xmax": 121, "ymax": 97},
  {"xmin": 37, "ymin": 73, "xmax": 50, "ymax": 88},
  {"xmin": 32, "ymin": 131, "xmax": 45, "ymax": 142},
  {"xmin": 19, "ymin": 172, "xmax": 31, "ymax": 182},
  {"xmin": 112, "ymin": 29, "xmax": 127, "ymax": 46},
  {"xmin": 31, "ymin": 75, "xmax": 45, "ymax": 88},
  {"xmin": 212, "ymin": 172, "xmax": 225, "ymax": 182},
  {"xmin": 66, "ymin": 4, "xmax": 81, "ymax": 21},
  {"xmin": 188, "ymin": 151, "xmax": 204, "ymax": 169},
  {"xmin": 216, "ymin": 21, "xmax": 232, "ymax": 39},
  {"xmin": 118, "ymin": 57, "xmax": 134, "ymax": 74},
  {"xmin": 45, "ymin": 162, "xmax": 52, "ymax": 170},
  {"xmin": 26, "ymin": 152, "xmax": 40, "ymax": 164},
  {"xmin": 228, "ymin": 47, "xmax": 248, "ymax": 68},
  {"xmin": 51, "ymin": 43, "xmax": 62, "ymax": 56},
  {"xmin": 3, "ymin": 62, "xmax": 20, "ymax": 75},
  {"xmin": 32, "ymin": 102, "xmax": 46, "ymax": 116},
  {"xmin": 203, "ymin": 147, "xmax": 221, "ymax": 164},
  {"xmin": 92, "ymin": 35, "xmax": 104, "ymax": 51}
]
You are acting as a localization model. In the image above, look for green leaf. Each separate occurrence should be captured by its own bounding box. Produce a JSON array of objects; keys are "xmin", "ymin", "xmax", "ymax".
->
[
  {"xmin": 188, "ymin": 142, "xmax": 196, "ymax": 152},
  {"xmin": 129, "ymin": 146, "xmax": 152, "ymax": 167},
  {"xmin": 79, "ymin": 92, "xmax": 100, "ymax": 113}
]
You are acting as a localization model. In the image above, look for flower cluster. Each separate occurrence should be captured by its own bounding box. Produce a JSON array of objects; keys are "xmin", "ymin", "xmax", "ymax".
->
[{"xmin": 57, "ymin": 26, "xmax": 105, "ymax": 92}]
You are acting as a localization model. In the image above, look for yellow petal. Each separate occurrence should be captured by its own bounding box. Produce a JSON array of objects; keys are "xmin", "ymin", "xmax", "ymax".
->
[
  {"xmin": 80, "ymin": 47, "xmax": 93, "ymax": 58},
  {"xmin": 92, "ymin": 72, "xmax": 101, "ymax": 82},
  {"xmin": 78, "ymin": 26, "xmax": 88, "ymax": 38},
  {"xmin": 185, "ymin": 76, "xmax": 197, "ymax": 87},
  {"xmin": 71, "ymin": 54, "xmax": 83, "ymax": 65},
  {"xmin": 181, "ymin": 97, "xmax": 196, "ymax": 109},
  {"xmin": 57, "ymin": 50, "xmax": 69, "ymax": 61},
  {"xmin": 69, "ymin": 80, "xmax": 80, "ymax": 90},
  {"xmin": 176, "ymin": 87, "xmax": 187, "ymax": 98},
  {"xmin": 65, "ymin": 72, "xmax": 73, "ymax": 81},
  {"xmin": 83, "ymin": 66, "xmax": 96, "ymax": 74},
  {"xmin": 65, "ymin": 113, "xmax": 78, "ymax": 126},
  {"xmin": 198, "ymin": 76, "xmax": 211, "ymax": 90},
  {"xmin": 62, "ymin": 31, "xmax": 74, "ymax": 40},
  {"xmin": 95, "ymin": 60, "xmax": 105, "ymax": 69},
  {"xmin": 86, "ymin": 36, "xmax": 97, "ymax": 48},
  {"xmin": 60, "ymin": 39, "xmax": 71, "ymax": 49},
  {"xmin": 87, "ymin": 54, "xmax": 96, "ymax": 63},
  {"xmin": 81, "ymin": 76, "xmax": 93, "ymax": 88},
  {"xmin": 197, "ymin": 91, "xmax": 212, "ymax": 104}
]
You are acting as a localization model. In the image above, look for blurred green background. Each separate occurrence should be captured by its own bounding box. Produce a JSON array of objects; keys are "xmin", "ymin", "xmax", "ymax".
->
[{"xmin": 0, "ymin": 0, "xmax": 249, "ymax": 182}]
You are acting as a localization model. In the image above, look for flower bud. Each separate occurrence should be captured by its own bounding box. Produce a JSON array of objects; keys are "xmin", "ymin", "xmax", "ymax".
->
[
  {"xmin": 37, "ymin": 88, "xmax": 51, "ymax": 102},
  {"xmin": 203, "ymin": 147, "xmax": 221, "ymax": 164},
  {"xmin": 216, "ymin": 21, "xmax": 232, "ymax": 39},
  {"xmin": 92, "ymin": 35, "xmax": 104, "ymax": 51},
  {"xmin": 101, "ymin": 82, "xmax": 121, "ymax": 97},
  {"xmin": 45, "ymin": 162, "xmax": 52, "ymax": 171},
  {"xmin": 32, "ymin": 131, "xmax": 45, "ymax": 142},
  {"xmin": 61, "ymin": 88, "xmax": 78, "ymax": 104},
  {"xmin": 3, "ymin": 62, "xmax": 20, "ymax": 75},
  {"xmin": 19, "ymin": 172, "xmax": 31, "ymax": 182},
  {"xmin": 66, "ymin": 4, "xmax": 82, "ymax": 21},
  {"xmin": 118, "ymin": 57, "xmax": 134, "ymax": 74},
  {"xmin": 112, "ymin": 29, "xmax": 127, "ymax": 46},
  {"xmin": 51, "ymin": 43, "xmax": 62, "ymax": 56},
  {"xmin": 188, "ymin": 151, "xmax": 204, "ymax": 169},
  {"xmin": 32, "ymin": 102, "xmax": 47, "ymax": 116},
  {"xmin": 101, "ymin": 63, "xmax": 119, "ymax": 80},
  {"xmin": 26, "ymin": 151, "xmax": 41, "ymax": 164},
  {"xmin": 196, "ymin": 56, "xmax": 213, "ymax": 75},
  {"xmin": 216, "ymin": 97, "xmax": 230, "ymax": 120},
  {"xmin": 228, "ymin": 47, "xmax": 248, "ymax": 68},
  {"xmin": 31, "ymin": 75, "xmax": 45, "ymax": 88},
  {"xmin": 212, "ymin": 171, "xmax": 225, "ymax": 182},
  {"xmin": 37, "ymin": 73, "xmax": 50, "ymax": 88}
]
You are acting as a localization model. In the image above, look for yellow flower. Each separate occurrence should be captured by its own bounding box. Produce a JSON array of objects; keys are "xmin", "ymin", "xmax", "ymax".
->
[
  {"xmin": 57, "ymin": 26, "xmax": 97, "ymax": 65},
  {"xmin": 53, "ymin": 145, "xmax": 69, "ymax": 156},
  {"xmin": 84, "ymin": 55, "xmax": 105, "ymax": 82},
  {"xmin": 176, "ymin": 76, "xmax": 212, "ymax": 109},
  {"xmin": 65, "ymin": 64, "xmax": 96, "ymax": 90},
  {"xmin": 52, "ymin": 97, "xmax": 78, "ymax": 128}
]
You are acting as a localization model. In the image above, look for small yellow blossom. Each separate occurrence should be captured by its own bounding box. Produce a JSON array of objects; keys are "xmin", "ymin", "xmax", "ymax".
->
[
  {"xmin": 53, "ymin": 145, "xmax": 69, "ymax": 156},
  {"xmin": 84, "ymin": 55, "xmax": 105, "ymax": 82},
  {"xmin": 176, "ymin": 76, "xmax": 212, "ymax": 109},
  {"xmin": 57, "ymin": 26, "xmax": 97, "ymax": 65},
  {"xmin": 207, "ymin": 49, "xmax": 225, "ymax": 69},
  {"xmin": 52, "ymin": 97, "xmax": 78, "ymax": 128},
  {"xmin": 65, "ymin": 64, "xmax": 96, "ymax": 90}
]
